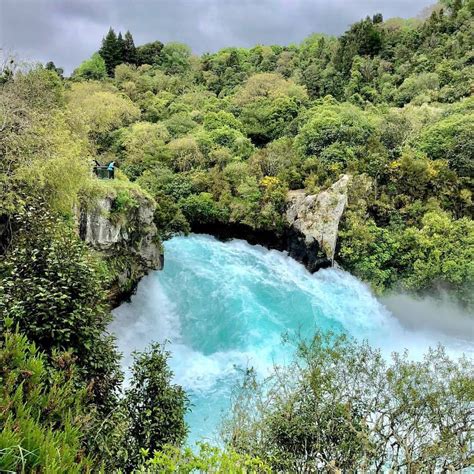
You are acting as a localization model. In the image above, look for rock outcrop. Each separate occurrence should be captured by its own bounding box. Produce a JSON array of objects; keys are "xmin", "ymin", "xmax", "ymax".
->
[
  {"xmin": 78, "ymin": 186, "xmax": 163, "ymax": 306},
  {"xmin": 193, "ymin": 175, "xmax": 351, "ymax": 274},
  {"xmin": 285, "ymin": 174, "xmax": 350, "ymax": 271}
]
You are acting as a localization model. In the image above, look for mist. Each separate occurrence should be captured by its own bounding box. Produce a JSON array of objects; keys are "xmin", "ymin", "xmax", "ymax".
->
[{"xmin": 382, "ymin": 293, "xmax": 474, "ymax": 342}]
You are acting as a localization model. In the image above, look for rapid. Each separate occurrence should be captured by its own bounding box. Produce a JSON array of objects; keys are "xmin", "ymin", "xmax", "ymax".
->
[{"xmin": 111, "ymin": 234, "xmax": 473, "ymax": 444}]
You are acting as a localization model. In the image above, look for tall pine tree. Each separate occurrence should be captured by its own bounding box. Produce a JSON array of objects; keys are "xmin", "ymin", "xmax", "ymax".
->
[
  {"xmin": 99, "ymin": 27, "xmax": 121, "ymax": 76},
  {"xmin": 117, "ymin": 32, "xmax": 125, "ymax": 63},
  {"xmin": 123, "ymin": 31, "xmax": 137, "ymax": 65}
]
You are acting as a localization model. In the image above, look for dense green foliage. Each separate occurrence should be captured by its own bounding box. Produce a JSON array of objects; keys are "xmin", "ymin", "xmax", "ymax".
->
[
  {"xmin": 0, "ymin": 329, "xmax": 93, "ymax": 473},
  {"xmin": 73, "ymin": 52, "xmax": 107, "ymax": 80},
  {"xmin": 0, "ymin": 51, "xmax": 190, "ymax": 472},
  {"xmin": 136, "ymin": 443, "xmax": 270, "ymax": 473},
  {"xmin": 121, "ymin": 344, "xmax": 190, "ymax": 470},
  {"xmin": 84, "ymin": 0, "xmax": 472, "ymax": 305},
  {"xmin": 0, "ymin": 208, "xmax": 122, "ymax": 408},
  {"xmin": 224, "ymin": 333, "xmax": 474, "ymax": 472},
  {"xmin": 1, "ymin": 1, "xmax": 473, "ymax": 471}
]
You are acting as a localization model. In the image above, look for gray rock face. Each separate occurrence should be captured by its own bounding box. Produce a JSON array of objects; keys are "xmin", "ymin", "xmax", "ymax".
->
[
  {"xmin": 78, "ymin": 192, "xmax": 163, "ymax": 306},
  {"xmin": 286, "ymin": 174, "xmax": 350, "ymax": 265},
  {"xmin": 80, "ymin": 198, "xmax": 122, "ymax": 249},
  {"xmin": 191, "ymin": 175, "xmax": 351, "ymax": 274}
]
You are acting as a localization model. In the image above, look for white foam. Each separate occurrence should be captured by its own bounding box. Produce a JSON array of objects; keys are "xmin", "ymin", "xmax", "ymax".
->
[{"xmin": 111, "ymin": 234, "xmax": 473, "ymax": 441}]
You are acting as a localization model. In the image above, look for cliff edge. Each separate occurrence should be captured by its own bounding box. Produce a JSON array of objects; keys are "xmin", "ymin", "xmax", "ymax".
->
[{"xmin": 77, "ymin": 180, "xmax": 163, "ymax": 306}]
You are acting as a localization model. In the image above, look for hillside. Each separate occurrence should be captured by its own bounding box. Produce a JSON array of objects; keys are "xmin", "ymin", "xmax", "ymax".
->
[{"xmin": 0, "ymin": 1, "xmax": 473, "ymax": 471}]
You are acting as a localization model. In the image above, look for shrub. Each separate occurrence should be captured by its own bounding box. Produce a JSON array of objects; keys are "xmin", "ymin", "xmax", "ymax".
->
[
  {"xmin": 0, "ymin": 208, "xmax": 122, "ymax": 407},
  {"xmin": 138, "ymin": 443, "xmax": 270, "ymax": 473},
  {"xmin": 295, "ymin": 102, "xmax": 375, "ymax": 158},
  {"xmin": 225, "ymin": 333, "xmax": 474, "ymax": 472},
  {"xmin": 0, "ymin": 329, "xmax": 93, "ymax": 473},
  {"xmin": 418, "ymin": 113, "xmax": 474, "ymax": 177},
  {"xmin": 179, "ymin": 192, "xmax": 227, "ymax": 224},
  {"xmin": 122, "ymin": 343, "xmax": 190, "ymax": 470},
  {"xmin": 72, "ymin": 52, "xmax": 107, "ymax": 80}
]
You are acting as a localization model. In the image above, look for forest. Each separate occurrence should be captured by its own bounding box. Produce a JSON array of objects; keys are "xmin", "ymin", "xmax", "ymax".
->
[{"xmin": 0, "ymin": 0, "xmax": 473, "ymax": 471}]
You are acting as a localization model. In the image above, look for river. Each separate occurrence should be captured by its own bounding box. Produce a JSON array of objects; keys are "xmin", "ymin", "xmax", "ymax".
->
[{"xmin": 111, "ymin": 234, "xmax": 473, "ymax": 444}]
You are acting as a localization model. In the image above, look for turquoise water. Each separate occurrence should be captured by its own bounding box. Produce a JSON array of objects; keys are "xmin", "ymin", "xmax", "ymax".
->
[{"xmin": 111, "ymin": 234, "xmax": 472, "ymax": 444}]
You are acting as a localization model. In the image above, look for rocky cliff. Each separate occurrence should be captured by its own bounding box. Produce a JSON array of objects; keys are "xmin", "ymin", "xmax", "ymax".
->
[
  {"xmin": 285, "ymin": 174, "xmax": 350, "ymax": 271},
  {"xmin": 192, "ymin": 175, "xmax": 351, "ymax": 273},
  {"xmin": 78, "ymin": 182, "xmax": 163, "ymax": 306}
]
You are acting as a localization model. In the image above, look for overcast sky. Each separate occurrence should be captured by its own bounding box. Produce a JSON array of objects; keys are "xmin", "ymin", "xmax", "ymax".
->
[{"xmin": 1, "ymin": 0, "xmax": 434, "ymax": 74}]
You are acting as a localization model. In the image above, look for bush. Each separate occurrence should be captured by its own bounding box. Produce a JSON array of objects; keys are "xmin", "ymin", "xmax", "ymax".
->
[
  {"xmin": 0, "ymin": 208, "xmax": 122, "ymax": 407},
  {"xmin": 66, "ymin": 82, "xmax": 140, "ymax": 146},
  {"xmin": 72, "ymin": 52, "xmax": 107, "ymax": 80},
  {"xmin": 179, "ymin": 192, "xmax": 227, "ymax": 225},
  {"xmin": 153, "ymin": 193, "xmax": 190, "ymax": 239},
  {"xmin": 168, "ymin": 136, "xmax": 204, "ymax": 172},
  {"xmin": 399, "ymin": 210, "xmax": 474, "ymax": 306},
  {"xmin": 418, "ymin": 113, "xmax": 474, "ymax": 177},
  {"xmin": 138, "ymin": 443, "xmax": 270, "ymax": 473},
  {"xmin": 0, "ymin": 329, "xmax": 93, "ymax": 473},
  {"xmin": 122, "ymin": 343, "xmax": 190, "ymax": 470},
  {"xmin": 395, "ymin": 73, "xmax": 440, "ymax": 106},
  {"xmin": 295, "ymin": 102, "xmax": 375, "ymax": 158},
  {"xmin": 225, "ymin": 333, "xmax": 474, "ymax": 472}
]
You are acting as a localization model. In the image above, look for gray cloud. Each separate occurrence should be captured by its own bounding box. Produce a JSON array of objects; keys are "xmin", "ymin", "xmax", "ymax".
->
[{"xmin": 1, "ymin": 0, "xmax": 435, "ymax": 74}]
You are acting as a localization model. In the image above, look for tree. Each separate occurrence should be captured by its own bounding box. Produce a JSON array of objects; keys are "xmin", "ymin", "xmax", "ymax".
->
[
  {"xmin": 232, "ymin": 72, "xmax": 307, "ymax": 108},
  {"xmin": 168, "ymin": 136, "xmax": 204, "ymax": 172},
  {"xmin": 395, "ymin": 72, "xmax": 440, "ymax": 105},
  {"xmin": 207, "ymin": 126, "xmax": 255, "ymax": 160},
  {"xmin": 225, "ymin": 333, "xmax": 474, "ymax": 472},
  {"xmin": 117, "ymin": 31, "xmax": 125, "ymax": 63},
  {"xmin": 249, "ymin": 137, "xmax": 304, "ymax": 189},
  {"xmin": 0, "ymin": 66, "xmax": 92, "ymax": 218},
  {"xmin": 45, "ymin": 60, "xmax": 64, "ymax": 78},
  {"xmin": 295, "ymin": 101, "xmax": 375, "ymax": 159},
  {"xmin": 418, "ymin": 112, "xmax": 474, "ymax": 177},
  {"xmin": 99, "ymin": 27, "xmax": 121, "ymax": 76},
  {"xmin": 399, "ymin": 210, "xmax": 474, "ymax": 306},
  {"xmin": 179, "ymin": 192, "xmax": 226, "ymax": 224},
  {"xmin": 372, "ymin": 12, "xmax": 384, "ymax": 23},
  {"xmin": 66, "ymin": 82, "xmax": 140, "ymax": 145},
  {"xmin": 163, "ymin": 113, "xmax": 198, "ymax": 139},
  {"xmin": 160, "ymin": 42, "xmax": 192, "ymax": 74},
  {"xmin": 231, "ymin": 73, "xmax": 308, "ymax": 145},
  {"xmin": 203, "ymin": 111, "xmax": 244, "ymax": 132},
  {"xmin": 136, "ymin": 40, "xmax": 164, "ymax": 66},
  {"xmin": 123, "ymin": 343, "xmax": 189, "ymax": 469},
  {"xmin": 123, "ymin": 30, "xmax": 137, "ymax": 64},
  {"xmin": 72, "ymin": 52, "xmax": 107, "ymax": 80},
  {"xmin": 117, "ymin": 121, "xmax": 170, "ymax": 178},
  {"xmin": 335, "ymin": 16, "xmax": 384, "ymax": 75},
  {"xmin": 339, "ymin": 213, "xmax": 401, "ymax": 292}
]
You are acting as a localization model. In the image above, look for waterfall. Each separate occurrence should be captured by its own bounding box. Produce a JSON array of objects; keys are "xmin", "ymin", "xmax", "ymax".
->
[{"xmin": 111, "ymin": 234, "xmax": 473, "ymax": 444}]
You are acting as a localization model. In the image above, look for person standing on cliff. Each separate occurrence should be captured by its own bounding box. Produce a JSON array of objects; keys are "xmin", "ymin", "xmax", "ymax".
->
[{"xmin": 107, "ymin": 160, "xmax": 115, "ymax": 179}]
